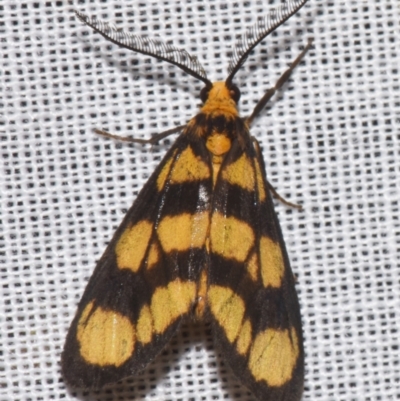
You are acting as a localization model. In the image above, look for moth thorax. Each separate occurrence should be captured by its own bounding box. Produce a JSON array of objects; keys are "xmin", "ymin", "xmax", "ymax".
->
[
  {"xmin": 206, "ymin": 132, "xmax": 232, "ymax": 157},
  {"xmin": 206, "ymin": 131, "xmax": 231, "ymax": 186}
]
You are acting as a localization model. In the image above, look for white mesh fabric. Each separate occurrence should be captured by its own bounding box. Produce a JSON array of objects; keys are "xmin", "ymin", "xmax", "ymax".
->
[{"xmin": 1, "ymin": 1, "xmax": 400, "ymax": 400}]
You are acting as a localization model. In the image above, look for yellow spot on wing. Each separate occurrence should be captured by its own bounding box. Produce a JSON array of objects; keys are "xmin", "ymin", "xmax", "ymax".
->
[
  {"xmin": 157, "ymin": 151, "xmax": 177, "ymax": 191},
  {"xmin": 236, "ymin": 319, "xmax": 252, "ymax": 356},
  {"xmin": 246, "ymin": 251, "xmax": 259, "ymax": 282},
  {"xmin": 169, "ymin": 146, "xmax": 210, "ymax": 184},
  {"xmin": 259, "ymin": 236, "xmax": 285, "ymax": 288},
  {"xmin": 77, "ymin": 302, "xmax": 135, "ymax": 367},
  {"xmin": 147, "ymin": 241, "xmax": 159, "ymax": 270},
  {"xmin": 248, "ymin": 328, "xmax": 299, "ymax": 387},
  {"xmin": 222, "ymin": 154, "xmax": 255, "ymax": 191},
  {"xmin": 158, "ymin": 212, "xmax": 210, "ymax": 252},
  {"xmin": 115, "ymin": 220, "xmax": 153, "ymax": 272},
  {"xmin": 210, "ymin": 213, "xmax": 254, "ymax": 262},
  {"xmin": 151, "ymin": 279, "xmax": 196, "ymax": 334},
  {"xmin": 254, "ymin": 158, "xmax": 267, "ymax": 202},
  {"xmin": 137, "ymin": 305, "xmax": 153, "ymax": 344},
  {"xmin": 208, "ymin": 285, "xmax": 245, "ymax": 343}
]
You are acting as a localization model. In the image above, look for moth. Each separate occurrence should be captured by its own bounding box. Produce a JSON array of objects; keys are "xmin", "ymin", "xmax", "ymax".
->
[{"xmin": 63, "ymin": 1, "xmax": 312, "ymax": 400}]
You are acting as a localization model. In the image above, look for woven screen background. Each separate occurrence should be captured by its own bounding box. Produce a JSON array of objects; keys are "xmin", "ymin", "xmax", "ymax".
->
[{"xmin": 1, "ymin": 1, "xmax": 399, "ymax": 400}]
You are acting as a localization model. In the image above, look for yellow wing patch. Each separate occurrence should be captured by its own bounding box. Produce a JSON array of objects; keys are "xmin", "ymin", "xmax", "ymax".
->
[
  {"xmin": 246, "ymin": 251, "xmax": 259, "ymax": 281},
  {"xmin": 248, "ymin": 327, "xmax": 299, "ymax": 387},
  {"xmin": 136, "ymin": 305, "xmax": 153, "ymax": 345},
  {"xmin": 210, "ymin": 212, "xmax": 254, "ymax": 262},
  {"xmin": 76, "ymin": 279, "xmax": 195, "ymax": 364},
  {"xmin": 259, "ymin": 236, "xmax": 285, "ymax": 288},
  {"xmin": 222, "ymin": 153, "xmax": 255, "ymax": 191},
  {"xmin": 115, "ymin": 220, "xmax": 153, "ymax": 273},
  {"xmin": 157, "ymin": 212, "xmax": 210, "ymax": 252},
  {"xmin": 254, "ymin": 158, "xmax": 267, "ymax": 202},
  {"xmin": 236, "ymin": 318, "xmax": 253, "ymax": 356},
  {"xmin": 169, "ymin": 146, "xmax": 210, "ymax": 184},
  {"xmin": 156, "ymin": 150, "xmax": 178, "ymax": 191},
  {"xmin": 150, "ymin": 279, "xmax": 196, "ymax": 334},
  {"xmin": 146, "ymin": 241, "xmax": 160, "ymax": 270},
  {"xmin": 77, "ymin": 302, "xmax": 135, "ymax": 367},
  {"xmin": 208, "ymin": 285, "xmax": 245, "ymax": 343}
]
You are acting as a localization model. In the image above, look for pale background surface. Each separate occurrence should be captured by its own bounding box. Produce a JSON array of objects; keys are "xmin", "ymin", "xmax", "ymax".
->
[{"xmin": 1, "ymin": 1, "xmax": 399, "ymax": 400}]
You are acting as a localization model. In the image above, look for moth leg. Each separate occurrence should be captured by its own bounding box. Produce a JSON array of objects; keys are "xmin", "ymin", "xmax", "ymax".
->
[
  {"xmin": 266, "ymin": 180, "xmax": 303, "ymax": 210},
  {"xmin": 94, "ymin": 124, "xmax": 186, "ymax": 145},
  {"xmin": 252, "ymin": 137, "xmax": 302, "ymax": 210},
  {"xmin": 246, "ymin": 38, "xmax": 314, "ymax": 126}
]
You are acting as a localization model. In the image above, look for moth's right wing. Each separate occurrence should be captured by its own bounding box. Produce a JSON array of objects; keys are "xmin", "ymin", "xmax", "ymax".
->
[{"xmin": 62, "ymin": 129, "xmax": 213, "ymax": 388}]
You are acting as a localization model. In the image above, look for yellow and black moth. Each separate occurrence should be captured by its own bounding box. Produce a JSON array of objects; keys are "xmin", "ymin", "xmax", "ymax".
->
[{"xmin": 63, "ymin": 1, "xmax": 312, "ymax": 400}]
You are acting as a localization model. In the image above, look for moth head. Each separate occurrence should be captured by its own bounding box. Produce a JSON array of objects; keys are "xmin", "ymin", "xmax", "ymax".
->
[{"xmin": 200, "ymin": 82, "xmax": 241, "ymax": 105}]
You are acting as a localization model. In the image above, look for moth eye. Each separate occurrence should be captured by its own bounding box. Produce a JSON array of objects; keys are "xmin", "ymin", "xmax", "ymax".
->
[
  {"xmin": 229, "ymin": 85, "xmax": 241, "ymax": 103},
  {"xmin": 200, "ymin": 86, "xmax": 210, "ymax": 103}
]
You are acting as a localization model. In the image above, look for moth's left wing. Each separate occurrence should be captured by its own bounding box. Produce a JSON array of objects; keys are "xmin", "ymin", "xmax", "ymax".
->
[{"xmin": 207, "ymin": 136, "xmax": 304, "ymax": 401}]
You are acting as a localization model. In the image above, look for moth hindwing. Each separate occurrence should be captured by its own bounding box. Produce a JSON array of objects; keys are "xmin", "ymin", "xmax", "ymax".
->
[{"xmin": 64, "ymin": 1, "xmax": 311, "ymax": 400}]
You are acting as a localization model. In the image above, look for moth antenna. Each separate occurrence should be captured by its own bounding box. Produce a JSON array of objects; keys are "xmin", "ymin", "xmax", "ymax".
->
[
  {"xmin": 75, "ymin": 11, "xmax": 212, "ymax": 87},
  {"xmin": 226, "ymin": 0, "xmax": 308, "ymax": 85}
]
